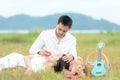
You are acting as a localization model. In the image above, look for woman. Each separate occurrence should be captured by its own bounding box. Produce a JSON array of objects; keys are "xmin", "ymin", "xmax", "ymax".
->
[
  {"xmin": 0, "ymin": 52, "xmax": 59, "ymax": 75},
  {"xmin": 0, "ymin": 52, "xmax": 85, "ymax": 78},
  {"xmin": 54, "ymin": 55, "xmax": 86, "ymax": 78}
]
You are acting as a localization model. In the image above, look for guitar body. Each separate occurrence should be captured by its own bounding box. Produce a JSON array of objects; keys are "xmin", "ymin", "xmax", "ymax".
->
[{"xmin": 91, "ymin": 60, "xmax": 106, "ymax": 76}]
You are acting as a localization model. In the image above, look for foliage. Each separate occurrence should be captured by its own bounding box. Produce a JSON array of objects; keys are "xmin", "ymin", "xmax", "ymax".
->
[{"xmin": 0, "ymin": 32, "xmax": 120, "ymax": 80}]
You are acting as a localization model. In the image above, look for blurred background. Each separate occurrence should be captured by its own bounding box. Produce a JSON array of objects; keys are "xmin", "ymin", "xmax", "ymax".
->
[{"xmin": 0, "ymin": 0, "xmax": 120, "ymax": 33}]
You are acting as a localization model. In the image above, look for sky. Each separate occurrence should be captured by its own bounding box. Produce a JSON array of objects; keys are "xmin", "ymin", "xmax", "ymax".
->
[{"xmin": 0, "ymin": 0, "xmax": 120, "ymax": 25}]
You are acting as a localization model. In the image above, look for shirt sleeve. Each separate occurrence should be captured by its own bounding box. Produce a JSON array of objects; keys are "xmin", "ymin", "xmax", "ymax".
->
[
  {"xmin": 69, "ymin": 38, "xmax": 77, "ymax": 59},
  {"xmin": 29, "ymin": 31, "xmax": 45, "ymax": 54}
]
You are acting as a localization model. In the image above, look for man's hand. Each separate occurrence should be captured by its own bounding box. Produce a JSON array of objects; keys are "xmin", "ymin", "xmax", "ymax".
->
[
  {"xmin": 38, "ymin": 49, "xmax": 51, "ymax": 56},
  {"xmin": 62, "ymin": 54, "xmax": 74, "ymax": 63}
]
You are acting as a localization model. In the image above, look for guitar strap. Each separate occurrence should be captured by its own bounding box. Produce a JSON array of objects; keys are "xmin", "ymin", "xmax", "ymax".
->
[{"xmin": 102, "ymin": 53, "xmax": 112, "ymax": 74}]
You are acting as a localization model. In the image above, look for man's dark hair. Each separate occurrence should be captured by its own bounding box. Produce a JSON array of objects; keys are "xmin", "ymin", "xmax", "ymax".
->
[{"xmin": 57, "ymin": 15, "xmax": 73, "ymax": 29}]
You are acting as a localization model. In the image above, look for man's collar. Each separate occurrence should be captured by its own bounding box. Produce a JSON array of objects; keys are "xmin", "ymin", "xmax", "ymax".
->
[{"xmin": 51, "ymin": 29, "xmax": 70, "ymax": 40}]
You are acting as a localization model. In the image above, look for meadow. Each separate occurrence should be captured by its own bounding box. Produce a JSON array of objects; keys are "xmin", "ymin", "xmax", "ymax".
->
[{"xmin": 0, "ymin": 32, "xmax": 120, "ymax": 80}]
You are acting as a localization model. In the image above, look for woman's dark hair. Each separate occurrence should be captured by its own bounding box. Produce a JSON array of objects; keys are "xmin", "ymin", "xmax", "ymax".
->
[
  {"xmin": 57, "ymin": 15, "xmax": 72, "ymax": 29},
  {"xmin": 54, "ymin": 54, "xmax": 70, "ymax": 72}
]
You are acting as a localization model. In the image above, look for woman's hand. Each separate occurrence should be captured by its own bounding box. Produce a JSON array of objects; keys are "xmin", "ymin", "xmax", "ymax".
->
[{"xmin": 65, "ymin": 70, "xmax": 80, "ymax": 78}]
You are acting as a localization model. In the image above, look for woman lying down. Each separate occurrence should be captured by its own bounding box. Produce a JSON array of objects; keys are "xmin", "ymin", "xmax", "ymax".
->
[{"xmin": 0, "ymin": 52, "xmax": 86, "ymax": 78}]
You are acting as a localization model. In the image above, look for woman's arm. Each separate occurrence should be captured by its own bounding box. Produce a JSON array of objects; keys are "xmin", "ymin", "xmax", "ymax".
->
[{"xmin": 24, "ymin": 55, "xmax": 34, "ymax": 76}]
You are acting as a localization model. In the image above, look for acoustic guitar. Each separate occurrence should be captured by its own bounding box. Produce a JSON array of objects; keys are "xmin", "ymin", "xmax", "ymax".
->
[{"xmin": 91, "ymin": 42, "xmax": 106, "ymax": 77}]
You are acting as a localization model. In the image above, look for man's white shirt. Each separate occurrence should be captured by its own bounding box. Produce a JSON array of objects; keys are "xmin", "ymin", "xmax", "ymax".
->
[{"xmin": 30, "ymin": 29, "xmax": 77, "ymax": 58}]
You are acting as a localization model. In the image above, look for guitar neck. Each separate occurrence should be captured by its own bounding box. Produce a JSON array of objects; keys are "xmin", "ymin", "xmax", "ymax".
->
[{"xmin": 98, "ymin": 48, "xmax": 102, "ymax": 61}]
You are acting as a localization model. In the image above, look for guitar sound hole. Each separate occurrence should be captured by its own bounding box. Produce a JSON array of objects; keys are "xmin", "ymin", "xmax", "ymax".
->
[
  {"xmin": 97, "ymin": 63, "xmax": 101, "ymax": 66},
  {"xmin": 96, "ymin": 72, "xmax": 102, "ymax": 74}
]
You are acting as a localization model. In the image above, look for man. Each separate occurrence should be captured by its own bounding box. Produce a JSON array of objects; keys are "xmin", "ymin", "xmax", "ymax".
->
[{"xmin": 29, "ymin": 15, "xmax": 77, "ymax": 59}]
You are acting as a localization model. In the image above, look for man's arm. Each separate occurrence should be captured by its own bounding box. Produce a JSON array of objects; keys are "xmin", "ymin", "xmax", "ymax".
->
[
  {"xmin": 69, "ymin": 38, "xmax": 77, "ymax": 59},
  {"xmin": 29, "ymin": 31, "xmax": 45, "ymax": 55}
]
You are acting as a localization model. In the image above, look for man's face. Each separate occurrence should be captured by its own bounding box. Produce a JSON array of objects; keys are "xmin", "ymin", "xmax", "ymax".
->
[{"xmin": 56, "ymin": 23, "xmax": 70, "ymax": 38}]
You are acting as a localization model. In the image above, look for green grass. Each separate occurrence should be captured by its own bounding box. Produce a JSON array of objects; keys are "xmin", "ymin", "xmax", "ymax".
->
[{"xmin": 0, "ymin": 32, "xmax": 120, "ymax": 80}]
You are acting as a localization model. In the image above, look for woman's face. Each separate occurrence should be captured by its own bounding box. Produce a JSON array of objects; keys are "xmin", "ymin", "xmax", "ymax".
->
[
  {"xmin": 70, "ymin": 59, "xmax": 83, "ymax": 75},
  {"xmin": 56, "ymin": 23, "xmax": 70, "ymax": 38}
]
